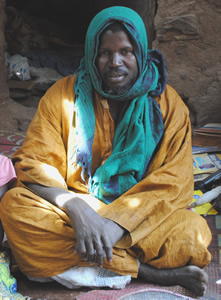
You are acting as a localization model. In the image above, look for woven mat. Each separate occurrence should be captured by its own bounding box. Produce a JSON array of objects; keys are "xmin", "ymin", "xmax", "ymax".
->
[
  {"xmin": 0, "ymin": 130, "xmax": 220, "ymax": 299},
  {"xmin": 76, "ymin": 287, "xmax": 197, "ymax": 300}
]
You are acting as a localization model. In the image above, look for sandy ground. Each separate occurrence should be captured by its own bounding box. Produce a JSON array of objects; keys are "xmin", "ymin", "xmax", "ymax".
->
[{"xmin": 0, "ymin": 96, "xmax": 37, "ymax": 133}]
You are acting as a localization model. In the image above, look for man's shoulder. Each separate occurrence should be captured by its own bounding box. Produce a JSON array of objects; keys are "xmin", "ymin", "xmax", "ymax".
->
[
  {"xmin": 156, "ymin": 84, "xmax": 185, "ymax": 107},
  {"xmin": 44, "ymin": 75, "xmax": 77, "ymax": 100},
  {"xmin": 155, "ymin": 84, "xmax": 189, "ymax": 120},
  {"xmin": 54, "ymin": 74, "xmax": 77, "ymax": 88},
  {"xmin": 162, "ymin": 84, "xmax": 181, "ymax": 100}
]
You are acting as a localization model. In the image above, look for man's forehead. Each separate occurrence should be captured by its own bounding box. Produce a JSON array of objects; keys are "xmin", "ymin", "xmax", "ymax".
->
[
  {"xmin": 99, "ymin": 30, "xmax": 134, "ymax": 50},
  {"xmin": 99, "ymin": 22, "xmax": 134, "ymax": 46}
]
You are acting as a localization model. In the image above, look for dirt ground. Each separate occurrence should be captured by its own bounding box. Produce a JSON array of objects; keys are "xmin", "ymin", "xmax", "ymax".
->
[{"xmin": 0, "ymin": 95, "xmax": 38, "ymax": 133}]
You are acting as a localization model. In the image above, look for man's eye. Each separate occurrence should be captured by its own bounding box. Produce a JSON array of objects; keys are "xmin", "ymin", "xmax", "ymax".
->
[
  {"xmin": 121, "ymin": 49, "xmax": 132, "ymax": 55},
  {"xmin": 122, "ymin": 50, "xmax": 129, "ymax": 55},
  {"xmin": 100, "ymin": 50, "xmax": 109, "ymax": 56}
]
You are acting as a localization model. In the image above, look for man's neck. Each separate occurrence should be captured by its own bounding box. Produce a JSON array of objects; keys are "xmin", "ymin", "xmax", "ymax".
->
[{"xmin": 108, "ymin": 100, "xmax": 122, "ymax": 124}]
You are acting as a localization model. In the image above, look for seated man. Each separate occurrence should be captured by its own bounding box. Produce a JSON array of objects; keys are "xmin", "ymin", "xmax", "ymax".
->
[{"xmin": 0, "ymin": 6, "xmax": 211, "ymax": 297}]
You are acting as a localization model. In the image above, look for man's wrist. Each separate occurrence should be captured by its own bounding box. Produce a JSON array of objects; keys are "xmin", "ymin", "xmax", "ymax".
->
[
  {"xmin": 104, "ymin": 218, "xmax": 127, "ymax": 243},
  {"xmin": 55, "ymin": 192, "xmax": 75, "ymax": 209}
]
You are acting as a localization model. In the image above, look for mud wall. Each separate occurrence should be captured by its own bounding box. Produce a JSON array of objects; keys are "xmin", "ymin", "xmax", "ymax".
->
[
  {"xmin": 0, "ymin": 0, "xmax": 9, "ymax": 99},
  {"xmin": 153, "ymin": 0, "xmax": 221, "ymax": 126}
]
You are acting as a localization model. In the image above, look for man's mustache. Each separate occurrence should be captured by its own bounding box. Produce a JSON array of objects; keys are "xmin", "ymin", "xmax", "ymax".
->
[{"xmin": 104, "ymin": 68, "xmax": 128, "ymax": 77}]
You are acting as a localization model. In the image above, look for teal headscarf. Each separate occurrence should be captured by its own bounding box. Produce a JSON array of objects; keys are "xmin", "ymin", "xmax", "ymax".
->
[{"xmin": 74, "ymin": 6, "xmax": 166, "ymax": 203}]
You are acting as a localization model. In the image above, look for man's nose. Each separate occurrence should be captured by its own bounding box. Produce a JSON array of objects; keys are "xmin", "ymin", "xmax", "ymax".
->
[{"xmin": 110, "ymin": 53, "xmax": 122, "ymax": 67}]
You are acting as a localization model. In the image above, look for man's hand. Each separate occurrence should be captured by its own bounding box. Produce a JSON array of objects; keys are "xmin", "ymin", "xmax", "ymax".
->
[
  {"xmin": 64, "ymin": 198, "xmax": 126, "ymax": 267},
  {"xmin": 26, "ymin": 184, "xmax": 126, "ymax": 267}
]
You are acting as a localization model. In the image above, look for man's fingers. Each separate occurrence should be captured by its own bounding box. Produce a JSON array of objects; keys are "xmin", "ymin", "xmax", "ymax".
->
[
  {"xmin": 85, "ymin": 239, "xmax": 97, "ymax": 264},
  {"xmin": 76, "ymin": 239, "xmax": 88, "ymax": 261},
  {"xmin": 102, "ymin": 235, "xmax": 113, "ymax": 263},
  {"xmin": 95, "ymin": 245, "xmax": 105, "ymax": 267},
  {"xmin": 76, "ymin": 236, "xmax": 105, "ymax": 266},
  {"xmin": 93, "ymin": 237, "xmax": 107, "ymax": 267}
]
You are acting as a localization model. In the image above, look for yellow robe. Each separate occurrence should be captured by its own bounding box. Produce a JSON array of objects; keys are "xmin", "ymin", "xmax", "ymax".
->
[{"xmin": 0, "ymin": 75, "xmax": 212, "ymax": 278}]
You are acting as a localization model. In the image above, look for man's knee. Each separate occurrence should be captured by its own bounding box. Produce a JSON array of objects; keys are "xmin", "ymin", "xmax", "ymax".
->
[
  {"xmin": 158, "ymin": 209, "xmax": 212, "ymax": 267},
  {"xmin": 132, "ymin": 209, "xmax": 212, "ymax": 268},
  {"xmin": 175, "ymin": 209, "xmax": 212, "ymax": 242},
  {"xmin": 0, "ymin": 187, "xmax": 28, "ymax": 225}
]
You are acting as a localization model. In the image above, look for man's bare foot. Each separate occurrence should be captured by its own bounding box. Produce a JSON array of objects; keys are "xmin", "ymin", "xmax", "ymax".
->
[{"xmin": 138, "ymin": 263, "xmax": 208, "ymax": 297}]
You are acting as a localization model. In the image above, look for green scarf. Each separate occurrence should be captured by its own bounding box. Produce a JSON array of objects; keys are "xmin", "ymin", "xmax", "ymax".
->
[{"xmin": 74, "ymin": 6, "xmax": 166, "ymax": 203}]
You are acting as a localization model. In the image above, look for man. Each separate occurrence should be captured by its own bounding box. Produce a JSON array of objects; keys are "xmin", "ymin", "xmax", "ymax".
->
[{"xmin": 0, "ymin": 6, "xmax": 211, "ymax": 296}]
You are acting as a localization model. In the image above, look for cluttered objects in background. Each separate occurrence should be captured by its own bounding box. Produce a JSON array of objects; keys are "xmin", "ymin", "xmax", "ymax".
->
[
  {"xmin": 193, "ymin": 152, "xmax": 221, "ymax": 176},
  {"xmin": 191, "ymin": 130, "xmax": 221, "ymax": 216},
  {"xmin": 189, "ymin": 188, "xmax": 220, "ymax": 216},
  {"xmin": 194, "ymin": 123, "xmax": 221, "ymax": 137}
]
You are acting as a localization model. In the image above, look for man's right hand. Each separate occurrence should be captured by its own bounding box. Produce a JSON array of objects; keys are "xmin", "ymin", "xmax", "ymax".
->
[
  {"xmin": 26, "ymin": 184, "xmax": 126, "ymax": 267},
  {"xmin": 64, "ymin": 198, "xmax": 113, "ymax": 267}
]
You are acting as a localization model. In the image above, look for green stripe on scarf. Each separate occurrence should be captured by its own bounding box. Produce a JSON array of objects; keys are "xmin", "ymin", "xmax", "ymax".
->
[{"xmin": 74, "ymin": 6, "xmax": 166, "ymax": 203}]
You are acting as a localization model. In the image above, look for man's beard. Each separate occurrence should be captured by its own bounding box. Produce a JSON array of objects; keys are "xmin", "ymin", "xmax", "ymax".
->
[
  {"xmin": 103, "ymin": 82, "xmax": 132, "ymax": 95},
  {"xmin": 102, "ymin": 68, "xmax": 134, "ymax": 96}
]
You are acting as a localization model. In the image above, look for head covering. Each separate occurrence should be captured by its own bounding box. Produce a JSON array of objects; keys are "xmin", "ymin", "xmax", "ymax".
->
[{"xmin": 74, "ymin": 6, "xmax": 167, "ymax": 203}]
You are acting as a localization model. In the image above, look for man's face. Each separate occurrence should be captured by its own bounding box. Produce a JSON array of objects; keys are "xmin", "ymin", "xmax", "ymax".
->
[{"xmin": 96, "ymin": 29, "xmax": 138, "ymax": 95}]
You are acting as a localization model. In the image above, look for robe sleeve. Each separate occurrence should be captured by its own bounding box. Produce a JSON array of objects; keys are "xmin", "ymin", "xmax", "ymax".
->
[
  {"xmin": 99, "ymin": 85, "xmax": 194, "ymax": 248},
  {"xmin": 12, "ymin": 75, "xmax": 76, "ymax": 189}
]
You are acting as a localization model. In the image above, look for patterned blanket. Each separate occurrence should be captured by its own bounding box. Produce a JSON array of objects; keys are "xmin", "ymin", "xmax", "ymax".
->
[{"xmin": 0, "ymin": 130, "xmax": 25, "ymax": 157}]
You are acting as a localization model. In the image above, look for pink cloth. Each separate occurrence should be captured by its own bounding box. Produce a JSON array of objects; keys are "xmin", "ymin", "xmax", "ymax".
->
[{"xmin": 0, "ymin": 155, "xmax": 16, "ymax": 186}]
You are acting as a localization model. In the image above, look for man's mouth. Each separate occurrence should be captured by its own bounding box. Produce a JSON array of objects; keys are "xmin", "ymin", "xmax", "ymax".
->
[
  {"xmin": 105, "ymin": 71, "xmax": 127, "ymax": 83},
  {"xmin": 108, "ymin": 75, "xmax": 124, "ymax": 82}
]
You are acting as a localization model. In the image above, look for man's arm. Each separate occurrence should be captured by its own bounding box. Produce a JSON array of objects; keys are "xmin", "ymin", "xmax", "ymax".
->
[{"xmin": 27, "ymin": 183, "xmax": 126, "ymax": 267}]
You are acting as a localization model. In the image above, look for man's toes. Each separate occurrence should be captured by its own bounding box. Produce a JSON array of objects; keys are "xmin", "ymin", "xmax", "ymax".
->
[
  {"xmin": 193, "ymin": 282, "xmax": 207, "ymax": 297},
  {"xmin": 200, "ymin": 271, "xmax": 208, "ymax": 284}
]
